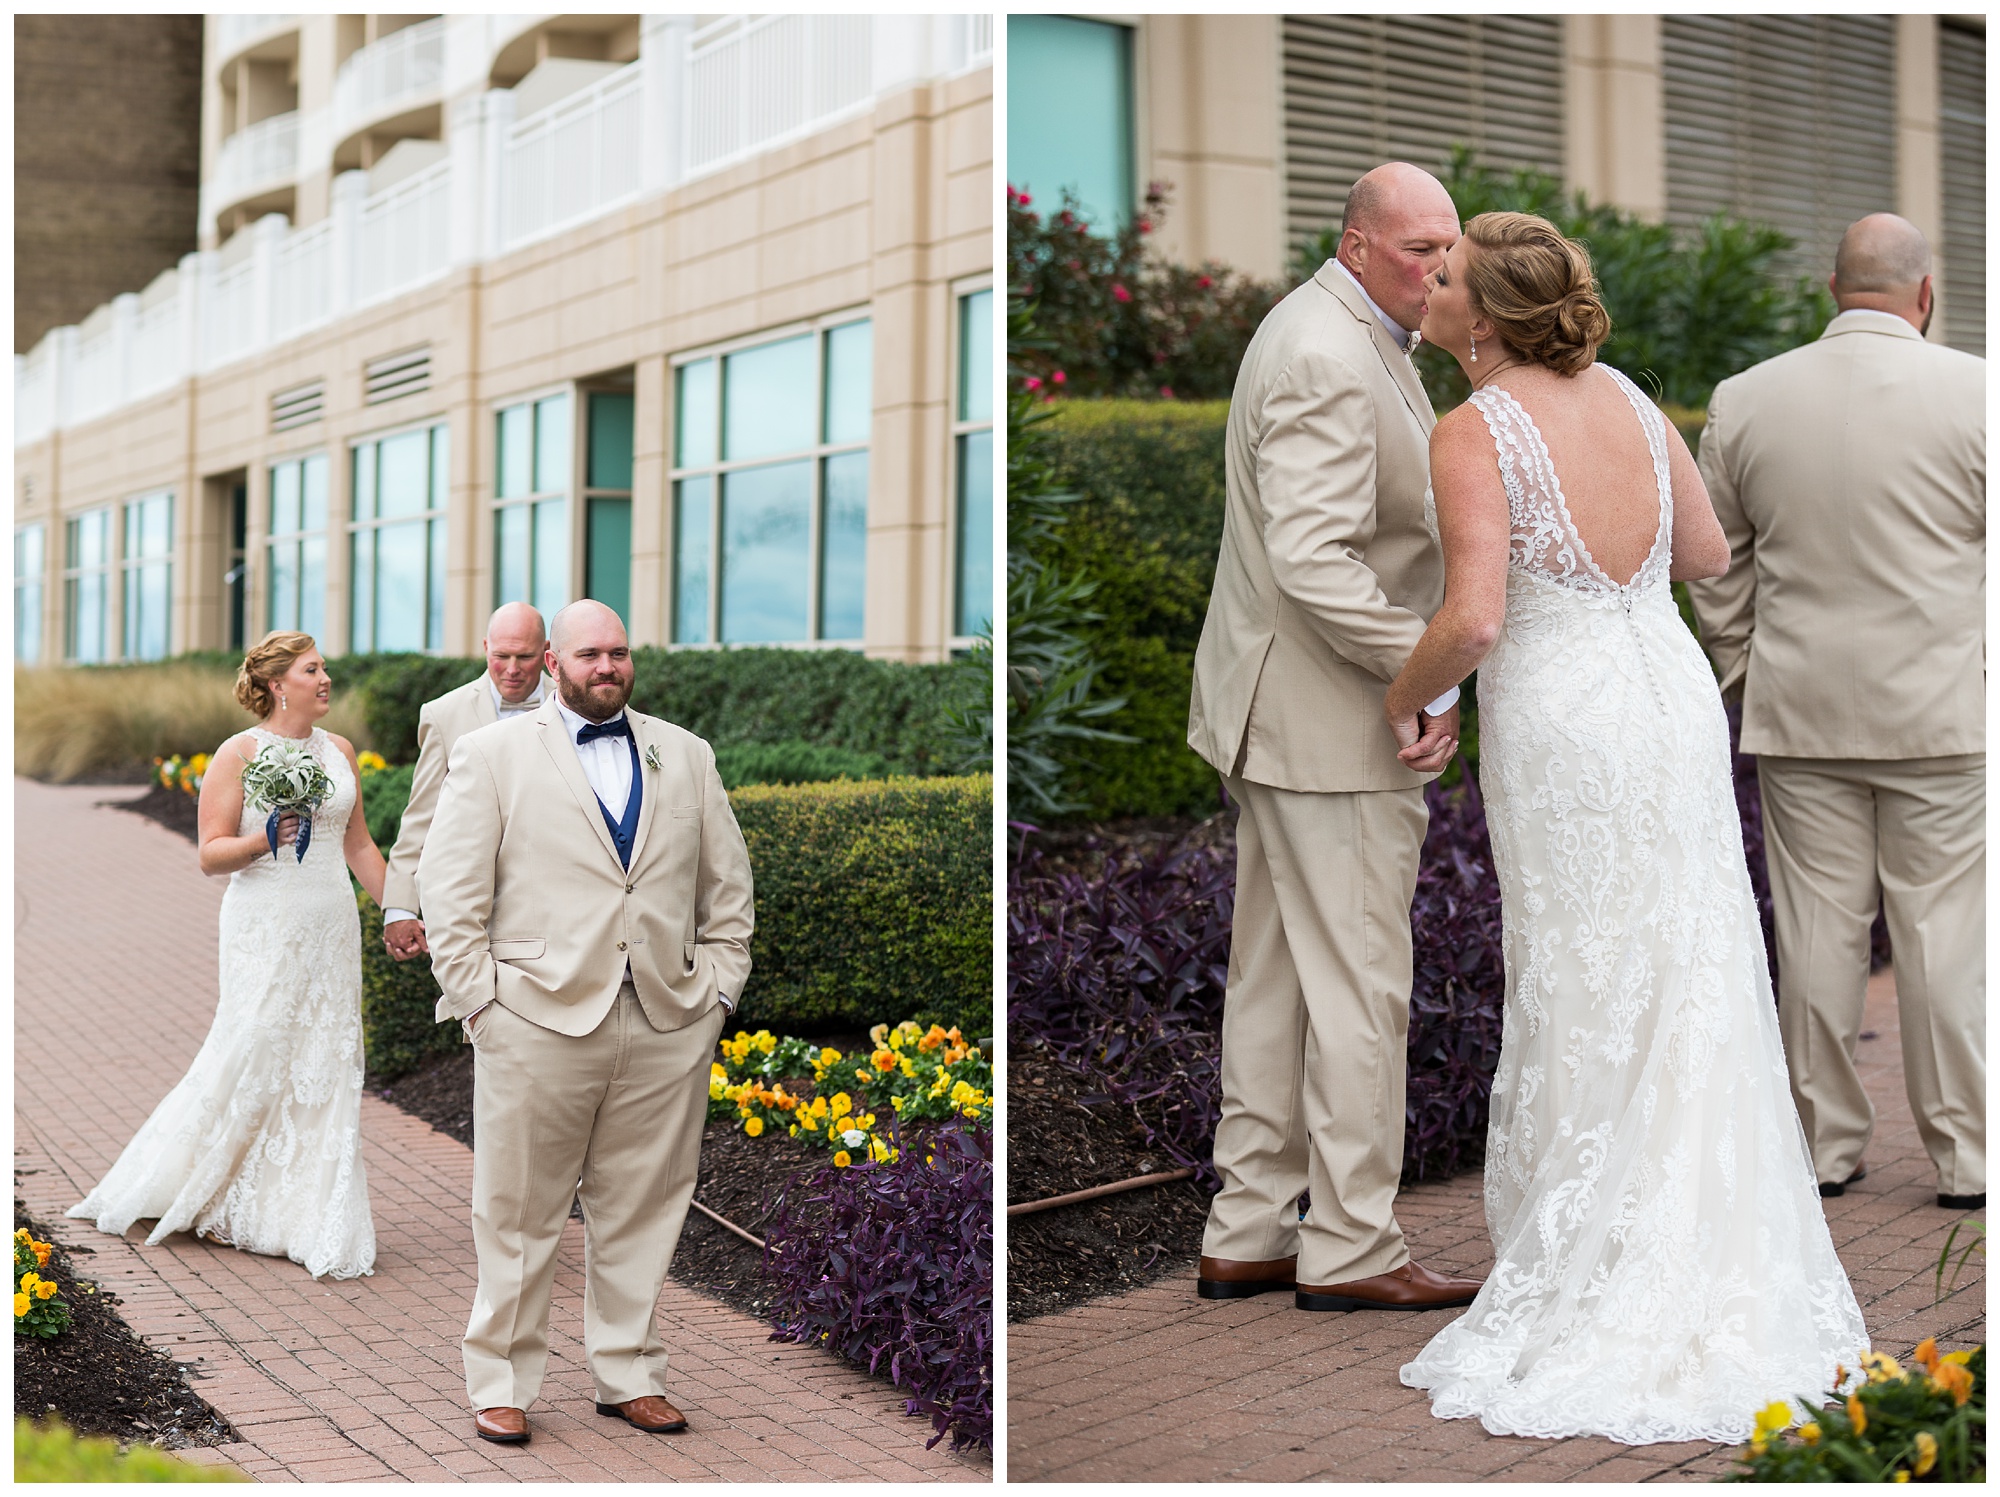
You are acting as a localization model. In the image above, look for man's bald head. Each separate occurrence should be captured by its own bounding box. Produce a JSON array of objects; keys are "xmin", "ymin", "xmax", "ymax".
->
[
  {"xmin": 1831, "ymin": 214, "xmax": 1934, "ymax": 332},
  {"xmin": 1334, "ymin": 162, "xmax": 1461, "ymax": 331},
  {"xmin": 548, "ymin": 598, "xmax": 627, "ymax": 655},
  {"xmin": 483, "ymin": 601, "xmax": 547, "ymax": 703},
  {"xmin": 546, "ymin": 600, "xmax": 633, "ymax": 722}
]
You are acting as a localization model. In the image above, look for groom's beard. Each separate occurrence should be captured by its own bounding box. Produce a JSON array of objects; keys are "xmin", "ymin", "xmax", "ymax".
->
[{"xmin": 554, "ymin": 662, "xmax": 633, "ymax": 722}]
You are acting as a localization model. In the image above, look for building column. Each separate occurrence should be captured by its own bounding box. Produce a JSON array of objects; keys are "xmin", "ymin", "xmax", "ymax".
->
[
  {"xmin": 1563, "ymin": 15, "xmax": 1666, "ymax": 220},
  {"xmin": 1139, "ymin": 14, "xmax": 1286, "ymax": 280},
  {"xmin": 628, "ymin": 354, "xmax": 670, "ymax": 648},
  {"xmin": 1894, "ymin": 14, "xmax": 1947, "ymax": 343},
  {"xmin": 864, "ymin": 82, "xmax": 947, "ymax": 665}
]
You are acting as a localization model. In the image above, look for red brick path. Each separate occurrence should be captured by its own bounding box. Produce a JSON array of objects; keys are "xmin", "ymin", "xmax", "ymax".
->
[
  {"xmin": 1008, "ymin": 956, "xmax": 1984, "ymax": 1482},
  {"xmin": 15, "ymin": 780, "xmax": 988, "ymax": 1482}
]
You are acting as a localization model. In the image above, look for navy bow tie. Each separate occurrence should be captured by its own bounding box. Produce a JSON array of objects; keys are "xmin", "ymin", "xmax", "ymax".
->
[{"xmin": 576, "ymin": 716, "xmax": 633, "ymax": 744}]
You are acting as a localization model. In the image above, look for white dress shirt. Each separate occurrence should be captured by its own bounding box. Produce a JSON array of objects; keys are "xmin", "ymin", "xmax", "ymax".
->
[
  {"xmin": 552, "ymin": 698, "xmax": 635, "ymax": 822},
  {"xmin": 1330, "ymin": 260, "xmax": 1460, "ymax": 720}
]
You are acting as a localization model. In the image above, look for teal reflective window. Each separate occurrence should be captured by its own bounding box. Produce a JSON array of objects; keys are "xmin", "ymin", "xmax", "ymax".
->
[
  {"xmin": 350, "ymin": 425, "xmax": 447, "ymax": 653},
  {"xmin": 822, "ymin": 321, "xmax": 873, "ymax": 445},
  {"xmin": 955, "ymin": 429, "xmax": 993, "ymax": 637},
  {"xmin": 819, "ymin": 452, "xmax": 868, "ymax": 641},
  {"xmin": 15, "ymin": 524, "xmax": 45, "ymax": 663},
  {"xmin": 268, "ymin": 454, "xmax": 328, "ymax": 636},
  {"xmin": 121, "ymin": 493, "xmax": 173, "ymax": 660},
  {"xmin": 589, "ymin": 393, "xmax": 635, "ymax": 489},
  {"xmin": 959, "ymin": 289, "xmax": 993, "ymax": 423},
  {"xmin": 672, "ymin": 477, "xmax": 712, "ymax": 644},
  {"xmin": 676, "ymin": 359, "xmax": 717, "ymax": 468},
  {"xmin": 723, "ymin": 336, "xmax": 814, "ymax": 461},
  {"xmin": 720, "ymin": 461, "xmax": 812, "ymax": 642},
  {"xmin": 1008, "ymin": 15, "xmax": 1133, "ymax": 231},
  {"xmin": 586, "ymin": 497, "xmax": 632, "ymax": 624}
]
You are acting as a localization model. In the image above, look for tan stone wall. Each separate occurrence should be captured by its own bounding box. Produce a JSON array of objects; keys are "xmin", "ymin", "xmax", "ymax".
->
[
  {"xmin": 16, "ymin": 67, "xmax": 993, "ymax": 667},
  {"xmin": 14, "ymin": 15, "xmax": 203, "ymax": 352}
]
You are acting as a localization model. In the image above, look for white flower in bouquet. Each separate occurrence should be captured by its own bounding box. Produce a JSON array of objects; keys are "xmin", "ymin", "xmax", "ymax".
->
[{"xmin": 239, "ymin": 741, "xmax": 334, "ymax": 862}]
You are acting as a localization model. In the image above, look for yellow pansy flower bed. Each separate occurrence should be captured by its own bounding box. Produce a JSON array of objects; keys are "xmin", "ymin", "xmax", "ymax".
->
[
  {"xmin": 1727, "ymin": 1340, "xmax": 1983, "ymax": 1482},
  {"xmin": 14, "ymin": 1228, "xmax": 71, "ymax": 1339}
]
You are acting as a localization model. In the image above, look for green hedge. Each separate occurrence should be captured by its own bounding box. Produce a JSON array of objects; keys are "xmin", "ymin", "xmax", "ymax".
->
[
  {"xmin": 1042, "ymin": 399, "xmax": 1231, "ymax": 820},
  {"xmin": 729, "ymin": 775, "xmax": 992, "ymax": 1036},
  {"xmin": 14, "ymin": 1419, "xmax": 245, "ymax": 1482},
  {"xmin": 355, "ymin": 772, "xmax": 992, "ymax": 1079}
]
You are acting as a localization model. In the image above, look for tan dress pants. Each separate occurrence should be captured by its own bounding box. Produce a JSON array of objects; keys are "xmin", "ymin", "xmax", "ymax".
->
[
  {"xmin": 1202, "ymin": 775, "xmax": 1428, "ymax": 1284},
  {"xmin": 463, "ymin": 986, "xmax": 726, "ymax": 1411},
  {"xmin": 1759, "ymin": 754, "xmax": 1985, "ymax": 1197}
]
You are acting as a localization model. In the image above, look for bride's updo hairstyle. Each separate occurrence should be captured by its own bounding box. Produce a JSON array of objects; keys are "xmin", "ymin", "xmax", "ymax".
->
[
  {"xmin": 1461, "ymin": 211, "xmax": 1611, "ymax": 376},
  {"xmin": 236, "ymin": 630, "xmax": 319, "ymax": 717}
]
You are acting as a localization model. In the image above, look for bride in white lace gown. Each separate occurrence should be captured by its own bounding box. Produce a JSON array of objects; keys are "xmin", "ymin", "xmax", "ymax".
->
[
  {"xmin": 70, "ymin": 632, "xmax": 386, "ymax": 1280},
  {"xmin": 1384, "ymin": 213, "xmax": 1868, "ymax": 1444}
]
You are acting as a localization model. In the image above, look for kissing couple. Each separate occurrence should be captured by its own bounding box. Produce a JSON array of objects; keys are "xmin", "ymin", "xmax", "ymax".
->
[{"xmin": 1185, "ymin": 161, "xmax": 1868, "ymax": 1445}]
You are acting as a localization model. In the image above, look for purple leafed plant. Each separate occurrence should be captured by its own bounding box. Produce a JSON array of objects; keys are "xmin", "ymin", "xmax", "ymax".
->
[{"xmin": 763, "ymin": 1119, "xmax": 992, "ymax": 1452}]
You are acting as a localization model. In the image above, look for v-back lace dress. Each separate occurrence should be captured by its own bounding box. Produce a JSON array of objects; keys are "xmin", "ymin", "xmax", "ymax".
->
[
  {"xmin": 70, "ymin": 726, "xmax": 376, "ymax": 1280},
  {"xmin": 1399, "ymin": 366, "xmax": 1866, "ymax": 1444}
]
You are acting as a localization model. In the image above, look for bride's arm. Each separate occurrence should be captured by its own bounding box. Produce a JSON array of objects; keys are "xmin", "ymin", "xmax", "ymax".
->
[
  {"xmin": 198, "ymin": 734, "xmax": 300, "ymax": 876},
  {"xmin": 1384, "ymin": 409, "xmax": 1512, "ymax": 735},
  {"xmin": 331, "ymin": 735, "xmax": 389, "ymax": 908},
  {"xmin": 1663, "ymin": 420, "xmax": 1730, "ymax": 582}
]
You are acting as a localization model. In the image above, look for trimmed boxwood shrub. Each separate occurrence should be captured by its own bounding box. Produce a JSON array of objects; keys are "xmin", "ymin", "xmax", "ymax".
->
[
  {"xmin": 355, "ymin": 772, "xmax": 993, "ymax": 1079},
  {"xmin": 730, "ymin": 775, "xmax": 992, "ymax": 1037},
  {"xmin": 1040, "ymin": 399, "xmax": 1230, "ymax": 821}
]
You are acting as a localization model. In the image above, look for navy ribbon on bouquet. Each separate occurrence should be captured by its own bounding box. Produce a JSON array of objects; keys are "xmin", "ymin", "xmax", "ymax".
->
[{"xmin": 266, "ymin": 805, "xmax": 313, "ymax": 863}]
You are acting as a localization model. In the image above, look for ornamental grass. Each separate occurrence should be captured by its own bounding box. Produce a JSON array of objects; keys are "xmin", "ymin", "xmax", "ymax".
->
[
  {"xmin": 1726, "ymin": 1342, "xmax": 1984, "ymax": 1483},
  {"xmin": 15, "ymin": 663, "xmax": 371, "ymax": 783}
]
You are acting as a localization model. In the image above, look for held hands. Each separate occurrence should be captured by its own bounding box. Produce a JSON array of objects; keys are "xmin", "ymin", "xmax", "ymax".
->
[
  {"xmin": 383, "ymin": 918, "xmax": 430, "ymax": 962},
  {"xmin": 1391, "ymin": 702, "xmax": 1460, "ymax": 774}
]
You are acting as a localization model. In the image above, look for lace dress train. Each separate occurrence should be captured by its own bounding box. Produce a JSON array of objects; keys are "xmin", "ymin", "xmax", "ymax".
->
[
  {"xmin": 69, "ymin": 726, "xmax": 376, "ymax": 1280},
  {"xmin": 1399, "ymin": 367, "xmax": 1867, "ymax": 1443}
]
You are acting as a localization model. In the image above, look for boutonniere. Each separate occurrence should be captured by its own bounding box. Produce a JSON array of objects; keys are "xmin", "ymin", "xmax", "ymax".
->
[
  {"xmin": 643, "ymin": 744, "xmax": 662, "ymax": 771},
  {"xmin": 1406, "ymin": 330, "xmax": 1423, "ymax": 358}
]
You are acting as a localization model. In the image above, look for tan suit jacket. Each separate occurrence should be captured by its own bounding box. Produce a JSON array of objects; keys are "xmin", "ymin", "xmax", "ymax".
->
[
  {"xmin": 420, "ymin": 699, "xmax": 754, "ymax": 1037},
  {"xmin": 1688, "ymin": 311, "xmax": 1985, "ymax": 759},
  {"xmin": 1188, "ymin": 260, "xmax": 1445, "ymax": 792},
  {"xmin": 381, "ymin": 674, "xmax": 553, "ymax": 915}
]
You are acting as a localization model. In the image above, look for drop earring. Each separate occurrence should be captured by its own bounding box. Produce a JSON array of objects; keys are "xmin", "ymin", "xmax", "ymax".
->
[
  {"xmin": 1470, "ymin": 336, "xmax": 1478, "ymax": 365},
  {"xmin": 277, "ymin": 688, "xmax": 288, "ymax": 712}
]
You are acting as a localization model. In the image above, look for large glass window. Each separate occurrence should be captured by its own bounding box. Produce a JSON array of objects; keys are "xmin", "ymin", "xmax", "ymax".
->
[
  {"xmin": 350, "ymin": 423, "xmax": 449, "ymax": 653},
  {"xmin": 15, "ymin": 524, "xmax": 45, "ymax": 663},
  {"xmin": 954, "ymin": 288, "xmax": 994, "ymax": 640},
  {"xmin": 63, "ymin": 508, "xmax": 113, "ymax": 663},
  {"xmin": 494, "ymin": 391, "xmax": 572, "ymax": 620},
  {"xmin": 266, "ymin": 453, "xmax": 328, "ymax": 639},
  {"xmin": 121, "ymin": 492, "xmax": 173, "ymax": 661},
  {"xmin": 1008, "ymin": 15, "xmax": 1134, "ymax": 230},
  {"xmin": 671, "ymin": 317, "xmax": 871, "ymax": 645},
  {"xmin": 584, "ymin": 391, "xmax": 635, "ymax": 625}
]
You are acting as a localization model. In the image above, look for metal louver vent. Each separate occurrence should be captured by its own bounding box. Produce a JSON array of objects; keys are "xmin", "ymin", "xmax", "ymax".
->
[
  {"xmin": 270, "ymin": 381, "xmax": 325, "ymax": 432},
  {"xmin": 1939, "ymin": 21, "xmax": 1984, "ymax": 356},
  {"xmin": 364, "ymin": 347, "xmax": 431, "ymax": 406},
  {"xmin": 1662, "ymin": 16, "xmax": 1896, "ymax": 285},
  {"xmin": 1281, "ymin": 16, "xmax": 1565, "ymax": 258}
]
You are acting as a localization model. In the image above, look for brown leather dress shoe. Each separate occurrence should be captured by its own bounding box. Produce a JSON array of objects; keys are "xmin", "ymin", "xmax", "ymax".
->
[
  {"xmin": 473, "ymin": 1406, "xmax": 529, "ymax": 1444},
  {"xmin": 1197, "ymin": 1255, "xmax": 1297, "ymax": 1300},
  {"xmin": 1295, "ymin": 1259, "xmax": 1483, "ymax": 1312},
  {"xmin": 1819, "ymin": 1162, "xmax": 1866, "ymax": 1199},
  {"xmin": 596, "ymin": 1395, "xmax": 689, "ymax": 1433}
]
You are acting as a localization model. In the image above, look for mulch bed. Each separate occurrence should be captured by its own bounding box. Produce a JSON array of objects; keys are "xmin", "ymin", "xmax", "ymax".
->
[
  {"xmin": 1005, "ymin": 1041, "xmax": 1212, "ymax": 1323},
  {"xmin": 13, "ymin": 1198, "xmax": 237, "ymax": 1451},
  {"xmin": 105, "ymin": 781, "xmax": 200, "ymax": 840}
]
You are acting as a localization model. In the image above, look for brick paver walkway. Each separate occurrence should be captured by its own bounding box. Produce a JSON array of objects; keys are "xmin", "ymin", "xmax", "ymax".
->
[
  {"xmin": 1009, "ymin": 958, "xmax": 1984, "ymax": 1482},
  {"xmin": 15, "ymin": 780, "xmax": 986, "ymax": 1482}
]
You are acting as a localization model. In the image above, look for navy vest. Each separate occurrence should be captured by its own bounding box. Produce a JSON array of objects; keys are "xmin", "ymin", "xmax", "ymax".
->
[{"xmin": 595, "ymin": 733, "xmax": 643, "ymax": 869}]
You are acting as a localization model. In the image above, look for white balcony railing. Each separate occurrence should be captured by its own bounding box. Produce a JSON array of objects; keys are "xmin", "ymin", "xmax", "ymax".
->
[
  {"xmin": 687, "ymin": 14, "xmax": 874, "ymax": 176},
  {"xmin": 213, "ymin": 14, "xmax": 296, "ymax": 66},
  {"xmin": 504, "ymin": 62, "xmax": 645, "ymax": 250},
  {"xmin": 208, "ymin": 109, "xmax": 300, "ymax": 219},
  {"xmin": 333, "ymin": 17, "xmax": 446, "ymax": 142},
  {"xmin": 18, "ymin": 14, "xmax": 994, "ymax": 448},
  {"xmin": 356, "ymin": 158, "xmax": 452, "ymax": 307}
]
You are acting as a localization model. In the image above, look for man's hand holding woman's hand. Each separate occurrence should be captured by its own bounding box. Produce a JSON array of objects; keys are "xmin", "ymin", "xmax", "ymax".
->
[{"xmin": 1392, "ymin": 702, "xmax": 1460, "ymax": 774}]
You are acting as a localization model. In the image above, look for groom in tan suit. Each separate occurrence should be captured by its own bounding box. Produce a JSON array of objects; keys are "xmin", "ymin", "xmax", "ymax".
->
[
  {"xmin": 1689, "ymin": 213, "xmax": 1985, "ymax": 1211},
  {"xmin": 1187, "ymin": 163, "xmax": 1481, "ymax": 1310},
  {"xmin": 423, "ymin": 599, "xmax": 754, "ymax": 1442}
]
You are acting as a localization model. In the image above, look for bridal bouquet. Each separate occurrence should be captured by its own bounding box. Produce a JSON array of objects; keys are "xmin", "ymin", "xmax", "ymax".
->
[{"xmin": 239, "ymin": 741, "xmax": 334, "ymax": 862}]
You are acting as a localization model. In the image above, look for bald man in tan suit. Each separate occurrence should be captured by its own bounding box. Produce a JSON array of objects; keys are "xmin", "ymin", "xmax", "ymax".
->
[
  {"xmin": 1689, "ymin": 214, "xmax": 1985, "ymax": 1211},
  {"xmin": 1187, "ymin": 164, "xmax": 1482, "ymax": 1311}
]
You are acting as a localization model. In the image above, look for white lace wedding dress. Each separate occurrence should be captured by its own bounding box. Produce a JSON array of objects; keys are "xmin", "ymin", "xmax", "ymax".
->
[
  {"xmin": 70, "ymin": 726, "xmax": 376, "ymax": 1280},
  {"xmin": 1399, "ymin": 366, "xmax": 1867, "ymax": 1444}
]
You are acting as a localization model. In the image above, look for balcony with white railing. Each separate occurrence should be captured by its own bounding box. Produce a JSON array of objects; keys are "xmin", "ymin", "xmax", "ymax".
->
[
  {"xmin": 18, "ymin": 14, "xmax": 993, "ymax": 449},
  {"xmin": 206, "ymin": 110, "xmax": 300, "ymax": 225},
  {"xmin": 504, "ymin": 61, "xmax": 645, "ymax": 251},
  {"xmin": 333, "ymin": 17, "xmax": 447, "ymax": 146},
  {"xmin": 686, "ymin": 14, "xmax": 875, "ymax": 178},
  {"xmin": 213, "ymin": 13, "xmax": 297, "ymax": 68}
]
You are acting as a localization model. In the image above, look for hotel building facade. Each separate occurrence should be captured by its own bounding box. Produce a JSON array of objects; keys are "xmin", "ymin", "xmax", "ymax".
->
[
  {"xmin": 1010, "ymin": 14, "xmax": 1983, "ymax": 355},
  {"xmin": 16, "ymin": 13, "xmax": 995, "ymax": 668}
]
